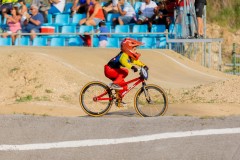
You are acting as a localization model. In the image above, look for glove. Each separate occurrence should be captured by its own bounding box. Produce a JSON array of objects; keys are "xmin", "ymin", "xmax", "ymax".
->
[
  {"xmin": 131, "ymin": 66, "xmax": 138, "ymax": 72},
  {"xmin": 143, "ymin": 65, "xmax": 149, "ymax": 71}
]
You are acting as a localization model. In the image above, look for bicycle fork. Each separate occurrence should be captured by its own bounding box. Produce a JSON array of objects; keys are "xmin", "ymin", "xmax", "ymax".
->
[{"xmin": 142, "ymin": 82, "xmax": 152, "ymax": 104}]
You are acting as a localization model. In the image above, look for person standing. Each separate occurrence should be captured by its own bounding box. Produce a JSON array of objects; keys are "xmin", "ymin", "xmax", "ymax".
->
[{"xmin": 195, "ymin": 0, "xmax": 207, "ymax": 38}]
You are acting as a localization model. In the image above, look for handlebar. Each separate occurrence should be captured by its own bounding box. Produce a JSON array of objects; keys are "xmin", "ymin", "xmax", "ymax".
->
[{"xmin": 139, "ymin": 67, "xmax": 148, "ymax": 80}]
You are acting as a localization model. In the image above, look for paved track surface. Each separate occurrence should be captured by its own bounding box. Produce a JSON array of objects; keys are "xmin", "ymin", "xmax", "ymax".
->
[{"xmin": 0, "ymin": 115, "xmax": 240, "ymax": 160}]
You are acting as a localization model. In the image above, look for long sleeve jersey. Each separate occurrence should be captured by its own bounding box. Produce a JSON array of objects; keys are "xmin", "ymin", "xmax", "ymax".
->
[{"xmin": 107, "ymin": 52, "xmax": 145, "ymax": 69}]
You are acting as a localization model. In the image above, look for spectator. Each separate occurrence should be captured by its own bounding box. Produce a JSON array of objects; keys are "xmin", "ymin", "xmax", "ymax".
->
[
  {"xmin": 164, "ymin": 0, "xmax": 175, "ymax": 17},
  {"xmin": 151, "ymin": 11, "xmax": 166, "ymax": 25},
  {"xmin": 22, "ymin": 4, "xmax": 44, "ymax": 40},
  {"xmin": 136, "ymin": 0, "xmax": 157, "ymax": 32},
  {"xmin": 2, "ymin": 6, "xmax": 21, "ymax": 45},
  {"xmin": 96, "ymin": 21, "xmax": 109, "ymax": 47},
  {"xmin": 112, "ymin": 0, "xmax": 136, "ymax": 25},
  {"xmin": 157, "ymin": 1, "xmax": 168, "ymax": 17},
  {"xmin": 32, "ymin": 0, "xmax": 51, "ymax": 12},
  {"xmin": 102, "ymin": 0, "xmax": 118, "ymax": 19},
  {"xmin": 16, "ymin": 0, "xmax": 28, "ymax": 24},
  {"xmin": 71, "ymin": 0, "xmax": 90, "ymax": 17},
  {"xmin": 79, "ymin": 0, "xmax": 105, "ymax": 26},
  {"xmin": 165, "ymin": 16, "xmax": 172, "ymax": 30},
  {"xmin": 48, "ymin": 0, "xmax": 65, "ymax": 14},
  {"xmin": 195, "ymin": 0, "xmax": 206, "ymax": 38}
]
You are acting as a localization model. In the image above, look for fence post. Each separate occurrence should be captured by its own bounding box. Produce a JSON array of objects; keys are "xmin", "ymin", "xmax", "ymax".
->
[
  {"xmin": 218, "ymin": 41, "xmax": 222, "ymax": 71},
  {"xmin": 232, "ymin": 43, "xmax": 236, "ymax": 75},
  {"xmin": 91, "ymin": 30, "xmax": 93, "ymax": 48}
]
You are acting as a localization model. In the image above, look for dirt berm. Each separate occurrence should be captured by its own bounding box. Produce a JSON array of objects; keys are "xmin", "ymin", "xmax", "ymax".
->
[{"xmin": 0, "ymin": 47, "xmax": 239, "ymax": 117}]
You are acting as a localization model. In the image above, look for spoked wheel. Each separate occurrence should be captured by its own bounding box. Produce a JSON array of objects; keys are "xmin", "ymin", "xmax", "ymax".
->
[
  {"xmin": 134, "ymin": 84, "xmax": 168, "ymax": 117},
  {"xmin": 79, "ymin": 81, "xmax": 113, "ymax": 117}
]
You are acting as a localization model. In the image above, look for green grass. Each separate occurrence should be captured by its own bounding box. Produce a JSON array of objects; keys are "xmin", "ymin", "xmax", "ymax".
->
[
  {"xmin": 207, "ymin": 0, "xmax": 240, "ymax": 31},
  {"xmin": 45, "ymin": 89, "xmax": 53, "ymax": 93},
  {"xmin": 34, "ymin": 96, "xmax": 50, "ymax": 101},
  {"xmin": 16, "ymin": 95, "xmax": 33, "ymax": 102},
  {"xmin": 9, "ymin": 67, "xmax": 20, "ymax": 73},
  {"xmin": 35, "ymin": 84, "xmax": 43, "ymax": 88},
  {"xmin": 60, "ymin": 95, "xmax": 71, "ymax": 102}
]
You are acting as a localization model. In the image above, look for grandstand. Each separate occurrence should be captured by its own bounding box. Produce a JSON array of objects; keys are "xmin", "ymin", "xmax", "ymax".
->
[
  {"xmin": 0, "ymin": 0, "xmax": 223, "ymax": 70},
  {"xmin": 0, "ymin": 0, "xmax": 200, "ymax": 47}
]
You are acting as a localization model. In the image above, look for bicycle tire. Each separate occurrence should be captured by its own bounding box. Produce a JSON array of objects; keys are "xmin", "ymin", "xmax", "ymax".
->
[
  {"xmin": 79, "ymin": 81, "xmax": 113, "ymax": 117},
  {"xmin": 134, "ymin": 84, "xmax": 168, "ymax": 117}
]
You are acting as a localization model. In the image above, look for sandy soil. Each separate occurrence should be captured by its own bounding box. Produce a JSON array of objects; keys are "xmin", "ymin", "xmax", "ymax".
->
[{"xmin": 0, "ymin": 47, "xmax": 239, "ymax": 117}]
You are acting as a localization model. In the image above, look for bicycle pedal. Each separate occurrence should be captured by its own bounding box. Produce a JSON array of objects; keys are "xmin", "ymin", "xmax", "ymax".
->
[{"xmin": 115, "ymin": 101, "xmax": 127, "ymax": 108}]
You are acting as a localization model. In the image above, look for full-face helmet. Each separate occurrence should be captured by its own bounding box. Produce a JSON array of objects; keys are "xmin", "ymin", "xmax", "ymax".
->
[{"xmin": 121, "ymin": 38, "xmax": 143, "ymax": 60}]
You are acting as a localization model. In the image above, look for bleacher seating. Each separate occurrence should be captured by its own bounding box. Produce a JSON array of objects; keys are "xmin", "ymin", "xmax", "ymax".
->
[
  {"xmin": 60, "ymin": 25, "xmax": 77, "ymax": 37},
  {"xmin": 159, "ymin": 37, "xmax": 167, "ymax": 48},
  {"xmin": 131, "ymin": 24, "xmax": 148, "ymax": 38},
  {"xmin": 93, "ymin": 37, "xmax": 99, "ymax": 47},
  {"xmin": 71, "ymin": 14, "xmax": 87, "ymax": 25},
  {"xmin": 50, "ymin": 37, "xmax": 65, "ymax": 46},
  {"xmin": 32, "ymin": 37, "xmax": 47, "ymax": 46},
  {"xmin": 0, "ymin": 37, "xmax": 12, "ymax": 46},
  {"xmin": 68, "ymin": 37, "xmax": 84, "ymax": 46},
  {"xmin": 106, "ymin": 13, "xmax": 120, "ymax": 25},
  {"xmin": 54, "ymin": 14, "xmax": 70, "ymax": 26},
  {"xmin": 112, "ymin": 25, "xmax": 130, "ymax": 38},
  {"xmin": 140, "ymin": 37, "xmax": 156, "ymax": 49},
  {"xmin": 47, "ymin": 14, "xmax": 53, "ymax": 24},
  {"xmin": 15, "ymin": 37, "xmax": 30, "ymax": 46},
  {"xmin": 79, "ymin": 25, "xmax": 94, "ymax": 34},
  {"xmin": 106, "ymin": 37, "xmax": 119, "ymax": 48},
  {"xmin": 149, "ymin": 25, "xmax": 166, "ymax": 37}
]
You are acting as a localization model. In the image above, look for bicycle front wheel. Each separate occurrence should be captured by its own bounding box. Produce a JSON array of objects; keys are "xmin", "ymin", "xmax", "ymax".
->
[
  {"xmin": 134, "ymin": 84, "xmax": 168, "ymax": 117},
  {"xmin": 79, "ymin": 81, "xmax": 113, "ymax": 117}
]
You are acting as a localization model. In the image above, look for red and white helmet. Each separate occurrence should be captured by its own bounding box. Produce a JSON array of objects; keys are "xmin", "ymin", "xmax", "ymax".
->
[{"xmin": 121, "ymin": 38, "xmax": 143, "ymax": 60}]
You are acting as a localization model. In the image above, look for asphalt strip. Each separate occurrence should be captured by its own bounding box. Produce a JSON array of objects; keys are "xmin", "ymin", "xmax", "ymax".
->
[{"xmin": 0, "ymin": 127, "xmax": 240, "ymax": 151}]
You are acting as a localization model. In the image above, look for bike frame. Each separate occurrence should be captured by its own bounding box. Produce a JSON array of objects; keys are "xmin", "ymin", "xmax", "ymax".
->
[{"xmin": 95, "ymin": 76, "xmax": 145, "ymax": 101}]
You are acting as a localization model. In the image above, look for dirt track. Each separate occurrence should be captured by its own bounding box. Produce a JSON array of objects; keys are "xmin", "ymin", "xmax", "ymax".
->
[{"xmin": 0, "ymin": 47, "xmax": 239, "ymax": 117}]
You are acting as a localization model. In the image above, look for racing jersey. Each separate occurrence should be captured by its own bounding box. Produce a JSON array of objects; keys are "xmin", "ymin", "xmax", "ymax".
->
[{"xmin": 107, "ymin": 52, "xmax": 145, "ymax": 69}]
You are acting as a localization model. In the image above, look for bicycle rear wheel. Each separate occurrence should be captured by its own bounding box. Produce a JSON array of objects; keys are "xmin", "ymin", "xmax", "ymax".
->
[
  {"xmin": 79, "ymin": 81, "xmax": 113, "ymax": 117},
  {"xmin": 134, "ymin": 84, "xmax": 168, "ymax": 117}
]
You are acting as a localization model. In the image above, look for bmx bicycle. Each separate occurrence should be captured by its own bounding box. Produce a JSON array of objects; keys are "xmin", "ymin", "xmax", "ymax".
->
[{"xmin": 79, "ymin": 67, "xmax": 168, "ymax": 117}]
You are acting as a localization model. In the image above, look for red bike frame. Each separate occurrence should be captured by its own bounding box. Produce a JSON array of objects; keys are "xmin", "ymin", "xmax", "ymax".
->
[{"xmin": 94, "ymin": 76, "xmax": 144, "ymax": 101}]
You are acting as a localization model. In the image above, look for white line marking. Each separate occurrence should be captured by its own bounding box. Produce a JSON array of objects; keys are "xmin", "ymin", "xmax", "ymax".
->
[
  {"xmin": 1, "ymin": 128, "xmax": 240, "ymax": 151},
  {"xmin": 152, "ymin": 50, "xmax": 225, "ymax": 79},
  {"xmin": 32, "ymin": 52, "xmax": 102, "ymax": 81}
]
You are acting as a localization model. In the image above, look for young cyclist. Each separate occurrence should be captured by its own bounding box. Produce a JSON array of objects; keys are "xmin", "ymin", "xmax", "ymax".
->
[{"xmin": 104, "ymin": 38, "xmax": 149, "ymax": 105}]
